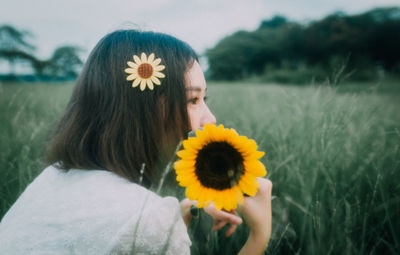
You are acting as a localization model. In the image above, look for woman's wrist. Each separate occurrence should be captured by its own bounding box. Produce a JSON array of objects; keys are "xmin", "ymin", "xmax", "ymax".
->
[
  {"xmin": 239, "ymin": 231, "xmax": 269, "ymax": 255},
  {"xmin": 248, "ymin": 230, "xmax": 270, "ymax": 248}
]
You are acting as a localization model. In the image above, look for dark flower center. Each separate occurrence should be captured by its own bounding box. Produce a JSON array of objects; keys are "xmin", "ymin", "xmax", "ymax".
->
[
  {"xmin": 195, "ymin": 141, "xmax": 244, "ymax": 190},
  {"xmin": 138, "ymin": 63, "xmax": 153, "ymax": 78}
]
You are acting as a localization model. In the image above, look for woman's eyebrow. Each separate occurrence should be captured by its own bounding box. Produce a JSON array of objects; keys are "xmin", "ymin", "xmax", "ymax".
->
[{"xmin": 185, "ymin": 86, "xmax": 206, "ymax": 92}]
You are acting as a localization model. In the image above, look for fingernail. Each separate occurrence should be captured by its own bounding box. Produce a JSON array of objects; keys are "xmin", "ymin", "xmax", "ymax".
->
[{"xmin": 190, "ymin": 205, "xmax": 199, "ymax": 218}]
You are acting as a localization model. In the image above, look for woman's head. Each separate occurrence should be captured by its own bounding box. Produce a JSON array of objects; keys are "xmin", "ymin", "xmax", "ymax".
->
[
  {"xmin": 185, "ymin": 61, "xmax": 216, "ymax": 130},
  {"xmin": 46, "ymin": 29, "xmax": 212, "ymax": 187}
]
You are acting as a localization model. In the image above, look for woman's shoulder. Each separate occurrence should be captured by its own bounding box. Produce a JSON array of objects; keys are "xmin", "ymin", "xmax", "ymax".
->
[
  {"xmin": 0, "ymin": 165, "xmax": 175, "ymax": 227},
  {"xmin": 45, "ymin": 165, "xmax": 190, "ymax": 254},
  {"xmin": 0, "ymin": 165, "xmax": 189, "ymax": 254},
  {"xmin": 42, "ymin": 164, "xmax": 174, "ymax": 210},
  {"xmin": 106, "ymin": 184, "xmax": 190, "ymax": 254}
]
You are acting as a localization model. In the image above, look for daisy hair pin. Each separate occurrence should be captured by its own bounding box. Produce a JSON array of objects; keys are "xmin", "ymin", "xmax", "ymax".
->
[
  {"xmin": 125, "ymin": 52, "xmax": 166, "ymax": 91},
  {"xmin": 174, "ymin": 124, "xmax": 267, "ymax": 211}
]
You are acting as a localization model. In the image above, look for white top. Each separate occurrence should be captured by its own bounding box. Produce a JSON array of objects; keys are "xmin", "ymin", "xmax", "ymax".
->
[{"xmin": 0, "ymin": 165, "xmax": 191, "ymax": 254}]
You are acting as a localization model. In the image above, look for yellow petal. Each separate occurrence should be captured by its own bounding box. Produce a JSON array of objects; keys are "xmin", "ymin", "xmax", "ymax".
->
[
  {"xmin": 238, "ymin": 174, "xmax": 259, "ymax": 196},
  {"xmin": 244, "ymin": 160, "xmax": 267, "ymax": 177},
  {"xmin": 223, "ymin": 129, "xmax": 239, "ymax": 144},
  {"xmin": 204, "ymin": 188, "xmax": 214, "ymax": 207},
  {"xmin": 186, "ymin": 182, "xmax": 201, "ymax": 201},
  {"xmin": 176, "ymin": 172, "xmax": 197, "ymax": 186},
  {"xmin": 195, "ymin": 128, "xmax": 204, "ymax": 137},
  {"xmin": 234, "ymin": 187, "xmax": 244, "ymax": 205},
  {"xmin": 245, "ymin": 151, "xmax": 265, "ymax": 160},
  {"xmin": 182, "ymin": 137, "xmax": 203, "ymax": 151},
  {"xmin": 175, "ymin": 167, "xmax": 195, "ymax": 176},
  {"xmin": 194, "ymin": 128, "xmax": 208, "ymax": 144},
  {"xmin": 185, "ymin": 186, "xmax": 195, "ymax": 200},
  {"xmin": 224, "ymin": 190, "xmax": 234, "ymax": 211},
  {"xmin": 213, "ymin": 191, "xmax": 224, "ymax": 210},
  {"xmin": 207, "ymin": 124, "xmax": 221, "ymax": 142},
  {"xmin": 197, "ymin": 187, "xmax": 207, "ymax": 206},
  {"xmin": 133, "ymin": 55, "xmax": 141, "ymax": 64},
  {"xmin": 174, "ymin": 159, "xmax": 196, "ymax": 169},
  {"xmin": 200, "ymin": 188, "xmax": 212, "ymax": 208},
  {"xmin": 229, "ymin": 188, "xmax": 240, "ymax": 210},
  {"xmin": 176, "ymin": 172, "xmax": 197, "ymax": 183},
  {"xmin": 153, "ymin": 71, "xmax": 165, "ymax": 78},
  {"xmin": 237, "ymin": 137, "xmax": 258, "ymax": 156},
  {"xmin": 175, "ymin": 166, "xmax": 196, "ymax": 174},
  {"xmin": 177, "ymin": 149, "xmax": 197, "ymax": 160},
  {"xmin": 245, "ymin": 139, "xmax": 258, "ymax": 152},
  {"xmin": 229, "ymin": 128, "xmax": 239, "ymax": 136}
]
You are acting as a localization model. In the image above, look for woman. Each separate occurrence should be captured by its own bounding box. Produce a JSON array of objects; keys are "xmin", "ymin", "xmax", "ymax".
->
[{"xmin": 0, "ymin": 30, "xmax": 272, "ymax": 254}]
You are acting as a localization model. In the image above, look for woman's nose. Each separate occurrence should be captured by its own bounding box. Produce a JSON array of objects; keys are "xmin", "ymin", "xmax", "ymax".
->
[{"xmin": 201, "ymin": 104, "xmax": 216, "ymax": 126}]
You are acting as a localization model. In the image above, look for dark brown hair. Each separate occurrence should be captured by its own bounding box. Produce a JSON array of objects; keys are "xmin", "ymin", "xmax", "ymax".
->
[{"xmin": 45, "ymin": 30, "xmax": 198, "ymax": 188}]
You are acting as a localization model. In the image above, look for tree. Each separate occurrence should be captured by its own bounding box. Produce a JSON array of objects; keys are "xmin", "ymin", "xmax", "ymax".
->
[
  {"xmin": 0, "ymin": 24, "xmax": 36, "ymax": 75},
  {"xmin": 367, "ymin": 8, "xmax": 400, "ymax": 71},
  {"xmin": 206, "ymin": 30, "xmax": 269, "ymax": 80},
  {"xmin": 45, "ymin": 46, "xmax": 83, "ymax": 79},
  {"xmin": 258, "ymin": 15, "xmax": 289, "ymax": 30},
  {"xmin": 206, "ymin": 7, "xmax": 400, "ymax": 81},
  {"xmin": 206, "ymin": 16, "xmax": 303, "ymax": 80}
]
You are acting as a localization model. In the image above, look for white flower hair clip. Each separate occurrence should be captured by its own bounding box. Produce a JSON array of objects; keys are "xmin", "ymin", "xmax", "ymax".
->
[{"xmin": 125, "ymin": 52, "xmax": 166, "ymax": 91}]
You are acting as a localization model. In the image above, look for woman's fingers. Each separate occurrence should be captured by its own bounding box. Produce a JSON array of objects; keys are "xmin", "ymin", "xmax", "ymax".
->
[
  {"xmin": 211, "ymin": 220, "xmax": 227, "ymax": 231},
  {"xmin": 218, "ymin": 209, "xmax": 242, "ymax": 225},
  {"xmin": 180, "ymin": 198, "xmax": 197, "ymax": 228},
  {"xmin": 204, "ymin": 204, "xmax": 243, "ymax": 236},
  {"xmin": 225, "ymin": 223, "xmax": 237, "ymax": 237},
  {"xmin": 181, "ymin": 198, "xmax": 196, "ymax": 210},
  {"xmin": 204, "ymin": 205, "xmax": 242, "ymax": 225}
]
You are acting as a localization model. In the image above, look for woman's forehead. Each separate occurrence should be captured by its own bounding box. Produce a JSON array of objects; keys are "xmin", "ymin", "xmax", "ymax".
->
[{"xmin": 184, "ymin": 61, "xmax": 206, "ymax": 91}]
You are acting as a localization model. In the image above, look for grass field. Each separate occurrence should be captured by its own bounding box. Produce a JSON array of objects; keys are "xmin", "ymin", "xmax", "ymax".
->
[{"xmin": 1, "ymin": 81, "xmax": 399, "ymax": 254}]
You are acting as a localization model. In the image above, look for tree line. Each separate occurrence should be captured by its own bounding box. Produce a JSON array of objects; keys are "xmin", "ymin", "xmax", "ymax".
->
[
  {"xmin": 206, "ymin": 7, "xmax": 400, "ymax": 82},
  {"xmin": 0, "ymin": 25, "xmax": 83, "ymax": 81}
]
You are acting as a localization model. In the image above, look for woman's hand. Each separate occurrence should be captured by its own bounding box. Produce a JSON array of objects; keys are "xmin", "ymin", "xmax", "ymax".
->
[
  {"xmin": 180, "ymin": 198, "xmax": 196, "ymax": 228},
  {"xmin": 180, "ymin": 199, "xmax": 243, "ymax": 237},
  {"xmin": 180, "ymin": 177, "xmax": 273, "ymax": 252},
  {"xmin": 203, "ymin": 204, "xmax": 242, "ymax": 237},
  {"xmin": 238, "ymin": 178, "xmax": 273, "ymax": 255}
]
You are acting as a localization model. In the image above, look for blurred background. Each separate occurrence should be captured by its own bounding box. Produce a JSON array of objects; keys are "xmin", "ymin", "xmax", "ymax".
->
[
  {"xmin": 1, "ymin": 0, "xmax": 400, "ymax": 82},
  {"xmin": 1, "ymin": 0, "xmax": 400, "ymax": 254}
]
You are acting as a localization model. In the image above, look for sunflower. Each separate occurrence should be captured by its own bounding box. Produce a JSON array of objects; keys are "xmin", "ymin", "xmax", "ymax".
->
[
  {"xmin": 174, "ymin": 124, "xmax": 267, "ymax": 211},
  {"xmin": 124, "ymin": 52, "xmax": 166, "ymax": 91}
]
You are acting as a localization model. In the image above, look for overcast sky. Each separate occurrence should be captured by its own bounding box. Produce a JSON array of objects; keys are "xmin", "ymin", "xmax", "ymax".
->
[{"xmin": 1, "ymin": 0, "xmax": 400, "ymax": 61}]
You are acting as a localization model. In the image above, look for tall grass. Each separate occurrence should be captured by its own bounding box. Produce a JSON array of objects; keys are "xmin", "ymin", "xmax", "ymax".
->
[
  {"xmin": 0, "ymin": 82, "xmax": 399, "ymax": 254},
  {"xmin": 0, "ymin": 83, "xmax": 72, "ymax": 217},
  {"xmin": 207, "ymin": 83, "xmax": 400, "ymax": 254}
]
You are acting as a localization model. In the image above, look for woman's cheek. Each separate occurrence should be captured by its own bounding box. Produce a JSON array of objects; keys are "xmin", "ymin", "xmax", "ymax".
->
[{"xmin": 188, "ymin": 107, "xmax": 200, "ymax": 131}]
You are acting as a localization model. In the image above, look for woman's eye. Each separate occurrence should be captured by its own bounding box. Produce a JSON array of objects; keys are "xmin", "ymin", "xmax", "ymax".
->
[{"xmin": 188, "ymin": 97, "xmax": 199, "ymax": 105}]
